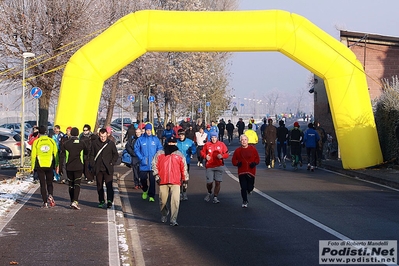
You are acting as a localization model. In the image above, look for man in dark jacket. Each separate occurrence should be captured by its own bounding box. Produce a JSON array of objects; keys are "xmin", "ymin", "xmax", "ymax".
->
[
  {"xmin": 185, "ymin": 124, "xmax": 195, "ymax": 141},
  {"xmin": 276, "ymin": 120, "xmax": 289, "ymax": 168},
  {"xmin": 60, "ymin": 127, "xmax": 89, "ymax": 210},
  {"xmin": 79, "ymin": 124, "xmax": 96, "ymax": 184},
  {"xmin": 217, "ymin": 119, "xmax": 226, "ymax": 142},
  {"xmin": 263, "ymin": 119, "xmax": 277, "ymax": 168},
  {"xmin": 125, "ymin": 127, "xmax": 142, "ymax": 189},
  {"xmin": 225, "ymin": 120, "xmax": 235, "ymax": 145},
  {"xmin": 90, "ymin": 128, "xmax": 119, "ymax": 208},
  {"xmin": 236, "ymin": 118, "xmax": 245, "ymax": 138}
]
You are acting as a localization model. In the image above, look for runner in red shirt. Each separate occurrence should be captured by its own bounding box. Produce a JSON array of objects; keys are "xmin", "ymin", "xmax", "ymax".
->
[{"xmin": 200, "ymin": 131, "xmax": 229, "ymax": 204}]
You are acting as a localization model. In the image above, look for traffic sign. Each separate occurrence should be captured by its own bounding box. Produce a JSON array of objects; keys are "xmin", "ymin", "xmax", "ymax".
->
[
  {"xmin": 30, "ymin": 87, "xmax": 42, "ymax": 99},
  {"xmin": 206, "ymin": 101, "xmax": 211, "ymax": 107},
  {"xmin": 198, "ymin": 108, "xmax": 203, "ymax": 113},
  {"xmin": 240, "ymin": 103, "xmax": 244, "ymax": 107},
  {"xmin": 149, "ymin": 96, "xmax": 155, "ymax": 102},
  {"xmin": 127, "ymin": 94, "xmax": 135, "ymax": 102}
]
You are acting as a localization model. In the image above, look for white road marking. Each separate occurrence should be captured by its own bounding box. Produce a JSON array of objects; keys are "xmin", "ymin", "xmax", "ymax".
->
[
  {"xmin": 108, "ymin": 199, "xmax": 120, "ymax": 266},
  {"xmin": 225, "ymin": 168, "xmax": 396, "ymax": 266},
  {"xmin": 118, "ymin": 170, "xmax": 146, "ymax": 266}
]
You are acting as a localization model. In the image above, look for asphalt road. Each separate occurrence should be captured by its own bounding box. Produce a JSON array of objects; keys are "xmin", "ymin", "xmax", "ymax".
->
[{"xmin": 117, "ymin": 139, "xmax": 399, "ymax": 266}]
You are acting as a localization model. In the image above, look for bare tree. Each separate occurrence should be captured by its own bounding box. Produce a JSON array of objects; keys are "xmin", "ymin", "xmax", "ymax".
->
[
  {"xmin": 0, "ymin": 0, "xmax": 238, "ymax": 130},
  {"xmin": 0, "ymin": 0, "xmax": 110, "ymax": 128}
]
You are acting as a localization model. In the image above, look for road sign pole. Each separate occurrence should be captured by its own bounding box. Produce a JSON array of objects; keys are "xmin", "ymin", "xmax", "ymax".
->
[{"xmin": 36, "ymin": 98, "xmax": 39, "ymax": 127}]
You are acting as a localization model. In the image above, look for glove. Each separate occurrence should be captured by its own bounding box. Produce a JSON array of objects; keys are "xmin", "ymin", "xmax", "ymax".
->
[
  {"xmin": 249, "ymin": 162, "xmax": 256, "ymax": 168},
  {"xmin": 182, "ymin": 181, "xmax": 188, "ymax": 189},
  {"xmin": 203, "ymin": 139, "xmax": 207, "ymax": 143},
  {"xmin": 217, "ymin": 154, "xmax": 223, "ymax": 159},
  {"xmin": 237, "ymin": 162, "xmax": 242, "ymax": 167},
  {"xmin": 206, "ymin": 154, "xmax": 211, "ymax": 161}
]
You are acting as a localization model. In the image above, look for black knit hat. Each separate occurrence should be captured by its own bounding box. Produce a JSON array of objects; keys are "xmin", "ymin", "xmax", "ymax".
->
[{"xmin": 71, "ymin": 127, "xmax": 79, "ymax": 136}]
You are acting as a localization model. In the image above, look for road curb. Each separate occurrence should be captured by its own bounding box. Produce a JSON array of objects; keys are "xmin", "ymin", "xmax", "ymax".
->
[{"xmin": 322, "ymin": 164, "xmax": 399, "ymax": 190}]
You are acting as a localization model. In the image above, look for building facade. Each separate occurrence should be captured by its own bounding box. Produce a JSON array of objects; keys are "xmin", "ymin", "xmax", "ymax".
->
[{"xmin": 314, "ymin": 31, "xmax": 399, "ymax": 143}]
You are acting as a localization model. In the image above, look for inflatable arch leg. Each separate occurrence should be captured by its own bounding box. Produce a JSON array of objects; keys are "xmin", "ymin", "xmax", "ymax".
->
[{"xmin": 55, "ymin": 10, "xmax": 383, "ymax": 169}]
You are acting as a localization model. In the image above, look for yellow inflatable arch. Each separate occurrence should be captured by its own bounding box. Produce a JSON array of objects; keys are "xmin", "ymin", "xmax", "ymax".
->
[{"xmin": 56, "ymin": 10, "xmax": 383, "ymax": 169}]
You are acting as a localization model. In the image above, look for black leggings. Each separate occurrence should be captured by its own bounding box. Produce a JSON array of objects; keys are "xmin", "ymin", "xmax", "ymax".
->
[
  {"xmin": 37, "ymin": 168, "xmax": 54, "ymax": 203},
  {"xmin": 67, "ymin": 170, "xmax": 83, "ymax": 202},
  {"xmin": 239, "ymin": 174, "xmax": 255, "ymax": 202},
  {"xmin": 196, "ymin": 146, "xmax": 204, "ymax": 164}
]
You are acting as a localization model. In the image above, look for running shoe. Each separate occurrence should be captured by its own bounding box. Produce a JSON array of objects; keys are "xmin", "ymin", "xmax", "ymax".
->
[
  {"xmin": 197, "ymin": 162, "xmax": 200, "ymax": 166},
  {"xmin": 98, "ymin": 201, "xmax": 105, "ymax": 208},
  {"xmin": 87, "ymin": 180, "xmax": 94, "ymax": 184},
  {"xmin": 307, "ymin": 164, "xmax": 311, "ymax": 170},
  {"xmin": 149, "ymin": 197, "xmax": 155, "ymax": 202},
  {"xmin": 170, "ymin": 221, "xmax": 179, "ymax": 226},
  {"xmin": 213, "ymin": 196, "xmax": 220, "ymax": 204},
  {"xmin": 311, "ymin": 166, "xmax": 314, "ymax": 172},
  {"xmin": 48, "ymin": 195, "xmax": 56, "ymax": 207},
  {"xmin": 161, "ymin": 210, "xmax": 169, "ymax": 223},
  {"xmin": 142, "ymin": 190, "xmax": 148, "ymax": 200},
  {"xmin": 71, "ymin": 201, "xmax": 80, "ymax": 210},
  {"xmin": 182, "ymin": 192, "xmax": 188, "ymax": 201},
  {"xmin": 41, "ymin": 203, "xmax": 48, "ymax": 208},
  {"xmin": 199, "ymin": 163, "xmax": 203, "ymax": 167},
  {"xmin": 107, "ymin": 200, "xmax": 112, "ymax": 208},
  {"xmin": 204, "ymin": 193, "xmax": 212, "ymax": 202},
  {"xmin": 242, "ymin": 201, "xmax": 248, "ymax": 208}
]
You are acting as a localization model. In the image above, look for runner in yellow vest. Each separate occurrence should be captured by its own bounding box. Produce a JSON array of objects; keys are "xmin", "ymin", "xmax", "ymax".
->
[{"xmin": 31, "ymin": 126, "xmax": 59, "ymax": 208}]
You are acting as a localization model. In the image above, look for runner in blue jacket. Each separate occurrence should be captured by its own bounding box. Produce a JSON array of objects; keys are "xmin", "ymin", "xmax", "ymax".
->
[
  {"xmin": 176, "ymin": 129, "xmax": 197, "ymax": 201},
  {"xmin": 134, "ymin": 124, "xmax": 163, "ymax": 202},
  {"xmin": 303, "ymin": 123, "xmax": 320, "ymax": 172}
]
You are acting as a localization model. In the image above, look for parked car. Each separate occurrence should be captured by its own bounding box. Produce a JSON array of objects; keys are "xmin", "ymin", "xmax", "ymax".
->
[
  {"xmin": 0, "ymin": 123, "xmax": 31, "ymax": 139},
  {"xmin": 0, "ymin": 143, "xmax": 13, "ymax": 160},
  {"xmin": 111, "ymin": 118, "xmax": 132, "ymax": 127},
  {"xmin": 25, "ymin": 120, "xmax": 54, "ymax": 136},
  {"xmin": 25, "ymin": 120, "xmax": 53, "ymax": 128},
  {"xmin": 0, "ymin": 128, "xmax": 22, "ymax": 158}
]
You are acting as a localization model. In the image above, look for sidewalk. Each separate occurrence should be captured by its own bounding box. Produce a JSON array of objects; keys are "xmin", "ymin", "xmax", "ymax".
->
[
  {"xmin": 322, "ymin": 158, "xmax": 399, "ymax": 190},
  {"xmin": 0, "ymin": 179, "xmax": 125, "ymax": 266}
]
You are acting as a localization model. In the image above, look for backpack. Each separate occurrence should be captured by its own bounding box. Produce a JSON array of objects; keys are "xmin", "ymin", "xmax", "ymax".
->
[{"xmin": 121, "ymin": 149, "xmax": 132, "ymax": 168}]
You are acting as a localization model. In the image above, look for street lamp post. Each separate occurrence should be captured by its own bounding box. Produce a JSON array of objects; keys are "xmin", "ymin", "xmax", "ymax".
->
[
  {"xmin": 119, "ymin": 78, "xmax": 129, "ymax": 148},
  {"xmin": 21, "ymin": 52, "xmax": 35, "ymax": 169},
  {"xmin": 203, "ymin": 94, "xmax": 207, "ymax": 125}
]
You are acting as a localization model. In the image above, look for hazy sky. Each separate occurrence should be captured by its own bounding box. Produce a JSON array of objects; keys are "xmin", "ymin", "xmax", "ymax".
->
[{"xmin": 229, "ymin": 0, "xmax": 399, "ymax": 101}]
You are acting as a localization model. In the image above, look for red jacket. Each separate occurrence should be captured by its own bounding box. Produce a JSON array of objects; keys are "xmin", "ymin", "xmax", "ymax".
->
[
  {"xmin": 152, "ymin": 150, "xmax": 188, "ymax": 185},
  {"xmin": 232, "ymin": 145, "xmax": 260, "ymax": 177},
  {"xmin": 201, "ymin": 140, "xmax": 229, "ymax": 168}
]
